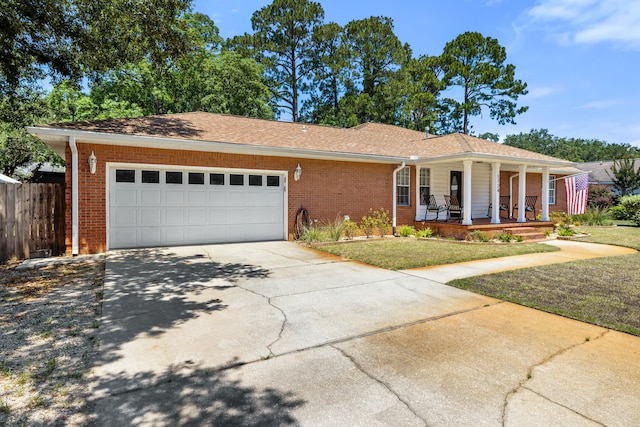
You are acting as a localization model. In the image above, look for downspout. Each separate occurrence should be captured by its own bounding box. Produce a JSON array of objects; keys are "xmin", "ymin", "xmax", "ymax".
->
[
  {"xmin": 509, "ymin": 173, "xmax": 519, "ymax": 219},
  {"xmin": 392, "ymin": 161, "xmax": 406, "ymax": 237},
  {"xmin": 69, "ymin": 136, "xmax": 79, "ymax": 255}
]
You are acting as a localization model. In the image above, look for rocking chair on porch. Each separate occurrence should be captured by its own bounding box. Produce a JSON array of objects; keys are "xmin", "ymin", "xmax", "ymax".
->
[
  {"xmin": 424, "ymin": 195, "xmax": 446, "ymax": 221},
  {"xmin": 513, "ymin": 195, "xmax": 538, "ymax": 220},
  {"xmin": 444, "ymin": 194, "xmax": 462, "ymax": 222},
  {"xmin": 488, "ymin": 196, "xmax": 510, "ymax": 219}
]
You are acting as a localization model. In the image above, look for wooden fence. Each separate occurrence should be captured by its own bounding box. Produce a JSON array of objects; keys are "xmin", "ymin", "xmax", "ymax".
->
[{"xmin": 0, "ymin": 183, "xmax": 65, "ymax": 262}]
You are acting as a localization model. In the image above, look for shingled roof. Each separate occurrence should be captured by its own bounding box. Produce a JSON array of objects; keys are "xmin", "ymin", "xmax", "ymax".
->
[{"xmin": 33, "ymin": 112, "xmax": 571, "ymax": 165}]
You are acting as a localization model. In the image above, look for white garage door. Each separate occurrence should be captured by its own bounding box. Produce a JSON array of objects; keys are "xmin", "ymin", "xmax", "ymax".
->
[{"xmin": 108, "ymin": 166, "xmax": 286, "ymax": 249}]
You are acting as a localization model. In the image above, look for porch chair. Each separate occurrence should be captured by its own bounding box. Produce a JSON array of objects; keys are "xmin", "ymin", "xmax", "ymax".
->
[
  {"xmin": 487, "ymin": 195, "xmax": 510, "ymax": 219},
  {"xmin": 425, "ymin": 195, "xmax": 446, "ymax": 221},
  {"xmin": 444, "ymin": 194, "xmax": 462, "ymax": 222},
  {"xmin": 513, "ymin": 195, "xmax": 537, "ymax": 220}
]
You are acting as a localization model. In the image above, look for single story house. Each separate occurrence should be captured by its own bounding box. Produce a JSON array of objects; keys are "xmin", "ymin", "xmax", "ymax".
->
[
  {"xmin": 28, "ymin": 112, "xmax": 578, "ymax": 255},
  {"xmin": 576, "ymin": 159, "xmax": 640, "ymax": 196}
]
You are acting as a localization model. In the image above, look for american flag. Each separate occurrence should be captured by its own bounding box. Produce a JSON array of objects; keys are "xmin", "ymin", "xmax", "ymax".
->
[{"xmin": 564, "ymin": 174, "xmax": 589, "ymax": 215}]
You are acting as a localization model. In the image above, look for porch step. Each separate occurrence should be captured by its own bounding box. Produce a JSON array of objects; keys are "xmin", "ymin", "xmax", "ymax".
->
[{"xmin": 502, "ymin": 227, "xmax": 548, "ymax": 241}]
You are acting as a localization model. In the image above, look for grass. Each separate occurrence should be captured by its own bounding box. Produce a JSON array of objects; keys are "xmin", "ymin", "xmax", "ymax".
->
[
  {"xmin": 449, "ymin": 253, "xmax": 640, "ymax": 336},
  {"xmin": 316, "ymin": 239, "xmax": 559, "ymax": 270},
  {"xmin": 450, "ymin": 225, "xmax": 640, "ymax": 336},
  {"xmin": 571, "ymin": 225, "xmax": 640, "ymax": 250}
]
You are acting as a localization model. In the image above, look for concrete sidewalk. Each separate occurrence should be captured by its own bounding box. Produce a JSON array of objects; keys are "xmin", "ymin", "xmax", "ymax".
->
[
  {"xmin": 91, "ymin": 241, "xmax": 640, "ymax": 426},
  {"xmin": 403, "ymin": 239, "xmax": 637, "ymax": 282}
]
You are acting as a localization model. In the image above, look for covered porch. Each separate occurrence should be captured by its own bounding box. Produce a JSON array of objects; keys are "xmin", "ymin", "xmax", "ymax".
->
[{"xmin": 413, "ymin": 217, "xmax": 555, "ymax": 241}]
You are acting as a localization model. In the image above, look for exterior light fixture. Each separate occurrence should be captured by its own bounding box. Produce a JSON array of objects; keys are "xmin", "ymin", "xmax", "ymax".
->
[
  {"xmin": 88, "ymin": 151, "xmax": 97, "ymax": 175},
  {"xmin": 294, "ymin": 164, "xmax": 302, "ymax": 181}
]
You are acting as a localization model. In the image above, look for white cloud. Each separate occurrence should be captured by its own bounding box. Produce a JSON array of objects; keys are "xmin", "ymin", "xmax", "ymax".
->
[
  {"xmin": 528, "ymin": 0, "xmax": 640, "ymax": 49},
  {"xmin": 528, "ymin": 86, "xmax": 560, "ymax": 98}
]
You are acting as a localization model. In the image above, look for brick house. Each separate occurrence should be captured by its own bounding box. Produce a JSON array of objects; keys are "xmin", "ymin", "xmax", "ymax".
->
[{"xmin": 28, "ymin": 112, "xmax": 577, "ymax": 254}]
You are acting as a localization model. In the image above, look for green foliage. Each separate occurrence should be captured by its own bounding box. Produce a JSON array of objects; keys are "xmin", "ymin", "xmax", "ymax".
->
[
  {"xmin": 467, "ymin": 230, "xmax": 490, "ymax": 242},
  {"xmin": 549, "ymin": 211, "xmax": 579, "ymax": 226},
  {"xmin": 397, "ymin": 225, "xmax": 416, "ymax": 237},
  {"xmin": 415, "ymin": 228, "xmax": 433, "ymax": 238},
  {"xmin": 233, "ymin": 0, "xmax": 325, "ymax": 121},
  {"xmin": 557, "ymin": 224, "xmax": 576, "ymax": 236},
  {"xmin": 572, "ymin": 207, "xmax": 613, "ymax": 226},
  {"xmin": 607, "ymin": 158, "xmax": 640, "ymax": 197},
  {"xmin": 609, "ymin": 204, "xmax": 627, "ymax": 220},
  {"xmin": 441, "ymin": 31, "xmax": 528, "ymax": 134},
  {"xmin": 620, "ymin": 195, "xmax": 640, "ymax": 226},
  {"xmin": 342, "ymin": 220, "xmax": 358, "ymax": 240},
  {"xmin": 496, "ymin": 232, "xmax": 513, "ymax": 242},
  {"xmin": 503, "ymin": 129, "xmax": 640, "ymax": 162},
  {"xmin": 360, "ymin": 208, "xmax": 391, "ymax": 237}
]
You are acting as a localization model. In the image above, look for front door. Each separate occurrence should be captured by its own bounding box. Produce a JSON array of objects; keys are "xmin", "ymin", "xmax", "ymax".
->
[{"xmin": 450, "ymin": 171, "xmax": 462, "ymax": 206}]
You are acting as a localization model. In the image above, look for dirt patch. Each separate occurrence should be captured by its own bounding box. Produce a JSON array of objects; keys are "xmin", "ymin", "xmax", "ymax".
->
[{"xmin": 0, "ymin": 259, "xmax": 105, "ymax": 426}]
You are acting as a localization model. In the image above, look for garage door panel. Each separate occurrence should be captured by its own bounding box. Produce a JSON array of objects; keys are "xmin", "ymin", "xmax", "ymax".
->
[
  {"xmin": 140, "ymin": 209, "xmax": 162, "ymax": 226},
  {"xmin": 165, "ymin": 190, "xmax": 185, "ymax": 205},
  {"xmin": 109, "ymin": 167, "xmax": 285, "ymax": 249},
  {"xmin": 141, "ymin": 189, "xmax": 162, "ymax": 205},
  {"xmin": 111, "ymin": 208, "xmax": 138, "ymax": 226},
  {"xmin": 187, "ymin": 191, "xmax": 206, "ymax": 205},
  {"xmin": 115, "ymin": 188, "xmax": 138, "ymax": 205},
  {"xmin": 165, "ymin": 209, "xmax": 185, "ymax": 225}
]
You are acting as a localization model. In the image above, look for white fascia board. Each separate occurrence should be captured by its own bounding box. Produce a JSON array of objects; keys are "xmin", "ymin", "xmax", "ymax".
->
[
  {"xmin": 27, "ymin": 127, "xmax": 407, "ymax": 165},
  {"xmin": 413, "ymin": 152, "xmax": 573, "ymax": 168}
]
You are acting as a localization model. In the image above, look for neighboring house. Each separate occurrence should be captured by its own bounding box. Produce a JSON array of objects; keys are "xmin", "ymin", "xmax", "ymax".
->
[
  {"xmin": 16, "ymin": 163, "xmax": 66, "ymax": 184},
  {"xmin": 576, "ymin": 159, "xmax": 640, "ymax": 195},
  {"xmin": 28, "ymin": 112, "xmax": 577, "ymax": 255},
  {"xmin": 0, "ymin": 173, "xmax": 21, "ymax": 184}
]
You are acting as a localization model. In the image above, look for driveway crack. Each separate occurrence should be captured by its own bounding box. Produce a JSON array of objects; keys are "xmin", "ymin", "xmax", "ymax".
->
[
  {"xmin": 332, "ymin": 345, "xmax": 428, "ymax": 427},
  {"xmin": 501, "ymin": 329, "xmax": 610, "ymax": 426}
]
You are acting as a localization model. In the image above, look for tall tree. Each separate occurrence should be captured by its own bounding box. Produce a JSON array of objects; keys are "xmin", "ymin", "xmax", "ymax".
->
[
  {"xmin": 1, "ymin": 0, "xmax": 194, "ymax": 95},
  {"xmin": 341, "ymin": 16, "xmax": 410, "ymax": 125},
  {"xmin": 607, "ymin": 158, "xmax": 640, "ymax": 196},
  {"xmin": 301, "ymin": 22, "xmax": 347, "ymax": 125},
  {"xmin": 232, "ymin": 0, "xmax": 324, "ymax": 122},
  {"xmin": 397, "ymin": 55, "xmax": 445, "ymax": 131},
  {"xmin": 441, "ymin": 31, "xmax": 528, "ymax": 134}
]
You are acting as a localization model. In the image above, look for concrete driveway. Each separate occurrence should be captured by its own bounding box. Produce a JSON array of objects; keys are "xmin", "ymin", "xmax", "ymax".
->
[{"xmin": 92, "ymin": 241, "xmax": 640, "ymax": 426}]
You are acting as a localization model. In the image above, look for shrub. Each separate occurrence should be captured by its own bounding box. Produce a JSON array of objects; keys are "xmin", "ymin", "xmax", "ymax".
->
[
  {"xmin": 360, "ymin": 215, "xmax": 376, "ymax": 238},
  {"xmin": 549, "ymin": 211, "xmax": 579, "ymax": 226},
  {"xmin": 514, "ymin": 235, "xmax": 525, "ymax": 242},
  {"xmin": 609, "ymin": 204, "xmax": 628, "ymax": 220},
  {"xmin": 343, "ymin": 220, "xmax": 358, "ymax": 240},
  {"xmin": 572, "ymin": 207, "xmax": 613, "ymax": 226},
  {"xmin": 361, "ymin": 208, "xmax": 391, "ymax": 237},
  {"xmin": 556, "ymin": 224, "xmax": 575, "ymax": 236},
  {"xmin": 397, "ymin": 225, "xmax": 416, "ymax": 237},
  {"xmin": 588, "ymin": 184, "xmax": 615, "ymax": 208},
  {"xmin": 321, "ymin": 217, "xmax": 345, "ymax": 241},
  {"xmin": 620, "ymin": 195, "xmax": 640, "ymax": 226},
  {"xmin": 415, "ymin": 228, "xmax": 432, "ymax": 238},
  {"xmin": 467, "ymin": 230, "xmax": 490, "ymax": 242},
  {"xmin": 495, "ymin": 232, "xmax": 513, "ymax": 242},
  {"xmin": 298, "ymin": 224, "xmax": 327, "ymax": 243}
]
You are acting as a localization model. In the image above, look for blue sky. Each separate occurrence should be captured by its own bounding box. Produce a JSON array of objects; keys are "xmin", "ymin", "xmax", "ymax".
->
[{"xmin": 194, "ymin": 0, "xmax": 640, "ymax": 149}]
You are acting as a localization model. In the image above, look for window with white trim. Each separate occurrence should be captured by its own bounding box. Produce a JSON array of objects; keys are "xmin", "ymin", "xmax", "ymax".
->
[
  {"xmin": 397, "ymin": 167, "xmax": 410, "ymax": 206},
  {"xmin": 549, "ymin": 175, "xmax": 556, "ymax": 204},
  {"xmin": 419, "ymin": 168, "xmax": 430, "ymax": 205}
]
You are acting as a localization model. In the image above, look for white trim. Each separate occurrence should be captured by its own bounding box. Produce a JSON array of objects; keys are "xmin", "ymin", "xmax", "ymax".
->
[
  {"xmin": 69, "ymin": 136, "xmax": 79, "ymax": 255},
  {"xmin": 392, "ymin": 162, "xmax": 406, "ymax": 235},
  {"xmin": 105, "ymin": 162, "xmax": 288, "ymax": 250}
]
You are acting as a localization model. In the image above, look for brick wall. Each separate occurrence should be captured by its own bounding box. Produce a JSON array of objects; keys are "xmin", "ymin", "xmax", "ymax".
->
[{"xmin": 65, "ymin": 141, "xmax": 415, "ymax": 254}]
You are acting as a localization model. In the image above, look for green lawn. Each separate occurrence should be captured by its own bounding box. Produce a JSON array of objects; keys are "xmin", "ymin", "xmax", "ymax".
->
[
  {"xmin": 571, "ymin": 225, "xmax": 640, "ymax": 250},
  {"xmin": 315, "ymin": 226, "xmax": 640, "ymax": 336},
  {"xmin": 317, "ymin": 239, "xmax": 559, "ymax": 270},
  {"xmin": 450, "ymin": 225, "xmax": 640, "ymax": 336}
]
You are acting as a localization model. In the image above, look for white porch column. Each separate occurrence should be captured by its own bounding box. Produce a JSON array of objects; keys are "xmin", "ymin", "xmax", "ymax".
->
[
  {"xmin": 491, "ymin": 162, "xmax": 501, "ymax": 224},
  {"xmin": 541, "ymin": 167, "xmax": 550, "ymax": 221},
  {"xmin": 517, "ymin": 164, "xmax": 527, "ymax": 223},
  {"xmin": 462, "ymin": 160, "xmax": 473, "ymax": 225}
]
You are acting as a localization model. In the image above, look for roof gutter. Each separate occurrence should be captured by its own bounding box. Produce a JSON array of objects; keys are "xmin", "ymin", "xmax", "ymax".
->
[
  {"xmin": 27, "ymin": 126, "xmax": 408, "ymax": 165},
  {"xmin": 392, "ymin": 162, "xmax": 406, "ymax": 236},
  {"xmin": 69, "ymin": 136, "xmax": 79, "ymax": 255}
]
